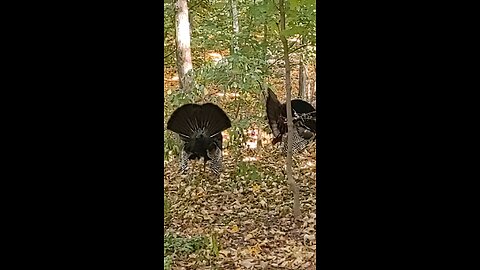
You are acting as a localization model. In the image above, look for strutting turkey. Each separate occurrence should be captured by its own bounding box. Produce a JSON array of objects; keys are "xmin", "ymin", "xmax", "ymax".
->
[
  {"xmin": 266, "ymin": 88, "xmax": 316, "ymax": 155},
  {"xmin": 167, "ymin": 103, "xmax": 231, "ymax": 176}
]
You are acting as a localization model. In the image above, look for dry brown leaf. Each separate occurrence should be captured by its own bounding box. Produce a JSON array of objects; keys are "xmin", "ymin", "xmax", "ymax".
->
[
  {"xmin": 239, "ymin": 259, "xmax": 255, "ymax": 268},
  {"xmin": 164, "ymin": 99, "xmax": 317, "ymax": 268}
]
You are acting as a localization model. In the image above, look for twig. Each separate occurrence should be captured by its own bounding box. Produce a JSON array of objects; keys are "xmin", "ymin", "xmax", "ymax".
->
[
  {"xmin": 289, "ymin": 44, "xmax": 308, "ymax": 54},
  {"xmin": 164, "ymin": 49, "xmax": 177, "ymax": 59}
]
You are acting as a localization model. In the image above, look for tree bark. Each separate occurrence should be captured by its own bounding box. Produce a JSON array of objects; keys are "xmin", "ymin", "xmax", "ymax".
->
[
  {"xmin": 262, "ymin": 0, "xmax": 269, "ymax": 76},
  {"xmin": 175, "ymin": 0, "xmax": 194, "ymax": 92},
  {"xmin": 312, "ymin": 62, "xmax": 316, "ymax": 101},
  {"xmin": 230, "ymin": 0, "xmax": 240, "ymax": 54},
  {"xmin": 298, "ymin": 53, "xmax": 307, "ymax": 99},
  {"xmin": 298, "ymin": 37, "xmax": 308, "ymax": 99},
  {"xmin": 279, "ymin": 0, "xmax": 301, "ymax": 219},
  {"xmin": 257, "ymin": 125, "xmax": 263, "ymax": 150}
]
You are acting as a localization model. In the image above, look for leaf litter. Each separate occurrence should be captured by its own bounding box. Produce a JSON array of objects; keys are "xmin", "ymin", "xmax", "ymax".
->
[
  {"xmin": 164, "ymin": 141, "xmax": 316, "ymax": 269},
  {"xmin": 164, "ymin": 64, "xmax": 317, "ymax": 269}
]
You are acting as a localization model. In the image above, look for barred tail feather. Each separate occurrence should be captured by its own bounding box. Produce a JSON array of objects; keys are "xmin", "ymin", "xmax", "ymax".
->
[{"xmin": 281, "ymin": 127, "xmax": 312, "ymax": 156}]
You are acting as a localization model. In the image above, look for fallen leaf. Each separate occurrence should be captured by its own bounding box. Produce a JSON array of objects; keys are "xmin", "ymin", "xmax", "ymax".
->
[
  {"xmin": 239, "ymin": 259, "xmax": 255, "ymax": 268},
  {"xmin": 230, "ymin": 224, "xmax": 239, "ymax": 233}
]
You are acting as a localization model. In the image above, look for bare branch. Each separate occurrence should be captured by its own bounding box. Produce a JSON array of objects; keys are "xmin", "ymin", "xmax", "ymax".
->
[
  {"xmin": 164, "ymin": 49, "xmax": 177, "ymax": 59},
  {"xmin": 289, "ymin": 44, "xmax": 308, "ymax": 54}
]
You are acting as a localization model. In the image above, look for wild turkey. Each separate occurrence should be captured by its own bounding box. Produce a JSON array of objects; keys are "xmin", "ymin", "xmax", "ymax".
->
[
  {"xmin": 266, "ymin": 88, "xmax": 316, "ymax": 155},
  {"xmin": 166, "ymin": 103, "xmax": 231, "ymax": 175}
]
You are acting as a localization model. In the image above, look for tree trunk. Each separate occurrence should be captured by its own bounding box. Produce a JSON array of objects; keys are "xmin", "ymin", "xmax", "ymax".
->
[
  {"xmin": 257, "ymin": 122, "xmax": 263, "ymax": 151},
  {"xmin": 298, "ymin": 36, "xmax": 309, "ymax": 99},
  {"xmin": 262, "ymin": 2, "xmax": 268, "ymax": 76},
  {"xmin": 298, "ymin": 55, "xmax": 307, "ymax": 99},
  {"xmin": 175, "ymin": 0, "xmax": 194, "ymax": 92},
  {"xmin": 279, "ymin": 0, "xmax": 301, "ymax": 219},
  {"xmin": 312, "ymin": 62, "xmax": 316, "ymax": 101},
  {"xmin": 230, "ymin": 0, "xmax": 240, "ymax": 54},
  {"xmin": 308, "ymin": 61, "xmax": 316, "ymax": 102},
  {"xmin": 306, "ymin": 75, "xmax": 312, "ymax": 102}
]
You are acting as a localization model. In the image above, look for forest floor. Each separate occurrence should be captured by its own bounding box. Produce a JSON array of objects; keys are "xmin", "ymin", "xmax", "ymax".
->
[{"xmin": 164, "ymin": 65, "xmax": 316, "ymax": 269}]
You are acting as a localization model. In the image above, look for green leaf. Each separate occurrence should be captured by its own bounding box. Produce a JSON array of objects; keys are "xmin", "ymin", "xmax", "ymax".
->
[{"xmin": 281, "ymin": 26, "xmax": 308, "ymax": 37}]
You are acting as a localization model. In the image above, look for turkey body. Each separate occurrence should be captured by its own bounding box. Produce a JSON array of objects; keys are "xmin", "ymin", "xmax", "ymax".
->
[
  {"xmin": 266, "ymin": 88, "xmax": 316, "ymax": 155},
  {"xmin": 167, "ymin": 103, "xmax": 231, "ymax": 175}
]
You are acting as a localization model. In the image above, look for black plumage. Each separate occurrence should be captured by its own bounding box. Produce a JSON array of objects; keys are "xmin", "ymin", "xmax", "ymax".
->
[
  {"xmin": 167, "ymin": 103, "xmax": 231, "ymax": 175},
  {"xmin": 266, "ymin": 88, "xmax": 316, "ymax": 155}
]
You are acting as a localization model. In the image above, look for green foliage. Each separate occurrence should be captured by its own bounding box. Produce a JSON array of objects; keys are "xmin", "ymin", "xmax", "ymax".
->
[
  {"xmin": 209, "ymin": 233, "xmax": 220, "ymax": 257},
  {"xmin": 197, "ymin": 53, "xmax": 266, "ymax": 93},
  {"xmin": 162, "ymin": 232, "xmax": 221, "ymax": 268},
  {"xmin": 234, "ymin": 161, "xmax": 263, "ymax": 182},
  {"xmin": 164, "ymin": 52, "xmax": 270, "ymax": 161},
  {"xmin": 226, "ymin": 119, "xmax": 249, "ymax": 151},
  {"xmin": 163, "ymin": 0, "xmax": 316, "ymax": 161},
  {"xmin": 191, "ymin": 3, "xmax": 231, "ymax": 55},
  {"xmin": 164, "ymin": 255, "xmax": 172, "ymax": 270},
  {"xmin": 164, "ymin": 2, "xmax": 176, "ymax": 66},
  {"xmin": 164, "ymin": 0, "xmax": 316, "ymax": 68},
  {"xmin": 164, "ymin": 233, "xmax": 208, "ymax": 256},
  {"xmin": 285, "ymin": 0, "xmax": 316, "ymax": 45},
  {"xmin": 164, "ymin": 132, "xmax": 181, "ymax": 163}
]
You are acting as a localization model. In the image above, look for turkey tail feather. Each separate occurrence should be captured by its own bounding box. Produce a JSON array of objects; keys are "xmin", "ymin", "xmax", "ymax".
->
[
  {"xmin": 266, "ymin": 88, "xmax": 284, "ymax": 138},
  {"xmin": 167, "ymin": 103, "xmax": 231, "ymax": 138},
  {"xmin": 266, "ymin": 88, "xmax": 317, "ymax": 146}
]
